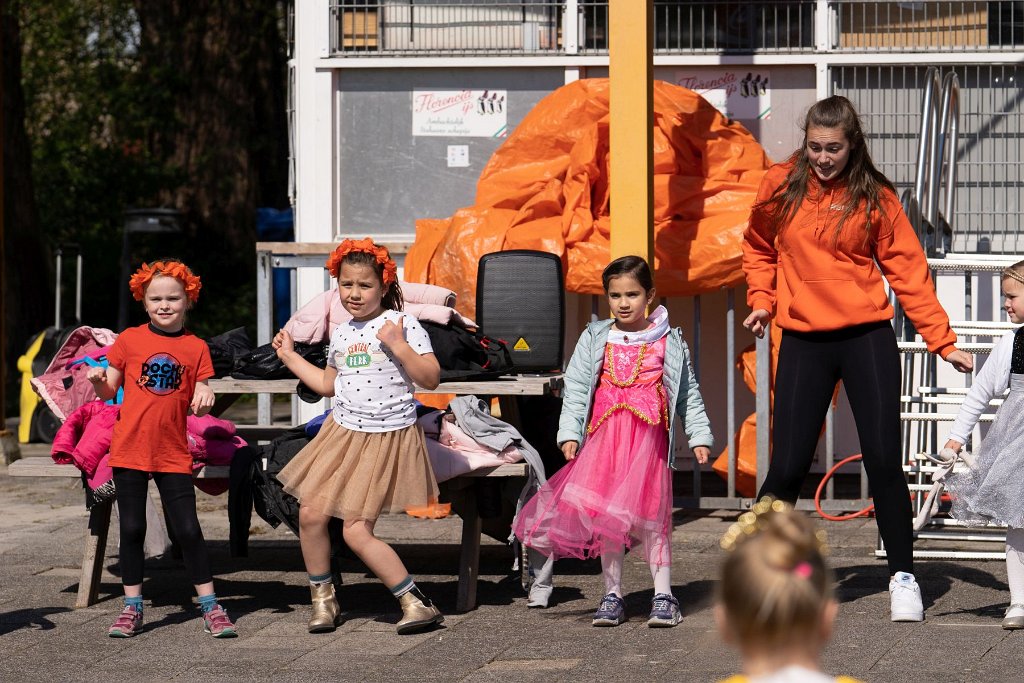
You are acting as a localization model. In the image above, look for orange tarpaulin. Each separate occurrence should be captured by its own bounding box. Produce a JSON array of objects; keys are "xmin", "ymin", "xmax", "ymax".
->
[{"xmin": 405, "ymin": 78, "xmax": 771, "ymax": 319}]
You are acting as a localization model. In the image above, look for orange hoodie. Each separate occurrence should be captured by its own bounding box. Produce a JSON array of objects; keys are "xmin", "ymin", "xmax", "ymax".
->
[{"xmin": 743, "ymin": 162, "xmax": 957, "ymax": 358}]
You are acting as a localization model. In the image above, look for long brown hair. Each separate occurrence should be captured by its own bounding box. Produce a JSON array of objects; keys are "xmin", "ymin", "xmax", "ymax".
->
[{"xmin": 753, "ymin": 96, "xmax": 896, "ymax": 243}]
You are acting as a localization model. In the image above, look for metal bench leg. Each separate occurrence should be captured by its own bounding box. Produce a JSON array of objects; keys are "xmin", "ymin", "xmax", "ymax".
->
[
  {"xmin": 76, "ymin": 500, "xmax": 112, "ymax": 608},
  {"xmin": 456, "ymin": 496, "xmax": 482, "ymax": 613}
]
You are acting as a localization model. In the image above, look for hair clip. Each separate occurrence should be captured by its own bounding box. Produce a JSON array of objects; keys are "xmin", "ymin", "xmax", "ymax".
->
[{"xmin": 792, "ymin": 562, "xmax": 813, "ymax": 579}]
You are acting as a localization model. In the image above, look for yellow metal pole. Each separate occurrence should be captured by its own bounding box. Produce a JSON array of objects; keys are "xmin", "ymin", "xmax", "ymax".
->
[{"xmin": 608, "ymin": 0, "xmax": 654, "ymax": 266}]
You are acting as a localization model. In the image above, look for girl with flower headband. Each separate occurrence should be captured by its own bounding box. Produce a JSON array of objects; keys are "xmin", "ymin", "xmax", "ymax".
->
[
  {"xmin": 938, "ymin": 259, "xmax": 1024, "ymax": 629},
  {"xmin": 513, "ymin": 255, "xmax": 713, "ymax": 626},
  {"xmin": 272, "ymin": 237, "xmax": 444, "ymax": 634},
  {"xmin": 716, "ymin": 498, "xmax": 863, "ymax": 683},
  {"xmin": 87, "ymin": 258, "xmax": 237, "ymax": 638}
]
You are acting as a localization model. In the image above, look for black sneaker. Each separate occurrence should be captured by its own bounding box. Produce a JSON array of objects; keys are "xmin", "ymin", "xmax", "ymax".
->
[{"xmin": 592, "ymin": 593, "xmax": 625, "ymax": 627}]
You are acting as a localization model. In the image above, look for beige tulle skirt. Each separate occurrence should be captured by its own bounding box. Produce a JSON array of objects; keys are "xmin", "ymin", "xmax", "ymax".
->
[{"xmin": 276, "ymin": 418, "xmax": 439, "ymax": 521}]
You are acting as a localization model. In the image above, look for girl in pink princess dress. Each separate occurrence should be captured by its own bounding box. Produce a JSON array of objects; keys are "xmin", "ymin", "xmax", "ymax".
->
[{"xmin": 513, "ymin": 255, "xmax": 713, "ymax": 628}]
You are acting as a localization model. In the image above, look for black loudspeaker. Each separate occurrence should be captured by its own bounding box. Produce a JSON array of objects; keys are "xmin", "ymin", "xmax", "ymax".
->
[{"xmin": 476, "ymin": 250, "xmax": 564, "ymax": 373}]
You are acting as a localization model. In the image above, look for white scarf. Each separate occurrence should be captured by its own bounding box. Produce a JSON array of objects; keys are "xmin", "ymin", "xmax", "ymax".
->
[{"xmin": 606, "ymin": 305, "xmax": 670, "ymax": 346}]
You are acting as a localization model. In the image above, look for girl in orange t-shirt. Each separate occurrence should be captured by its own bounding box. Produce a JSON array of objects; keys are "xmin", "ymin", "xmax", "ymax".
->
[{"xmin": 88, "ymin": 259, "xmax": 236, "ymax": 639}]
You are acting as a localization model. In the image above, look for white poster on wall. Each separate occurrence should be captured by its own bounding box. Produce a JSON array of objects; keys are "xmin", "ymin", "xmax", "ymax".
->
[
  {"xmin": 674, "ymin": 70, "xmax": 771, "ymax": 121},
  {"xmin": 412, "ymin": 89, "xmax": 508, "ymax": 137}
]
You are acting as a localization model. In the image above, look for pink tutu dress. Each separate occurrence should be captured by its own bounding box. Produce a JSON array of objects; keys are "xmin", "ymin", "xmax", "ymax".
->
[{"xmin": 513, "ymin": 336, "xmax": 673, "ymax": 566}]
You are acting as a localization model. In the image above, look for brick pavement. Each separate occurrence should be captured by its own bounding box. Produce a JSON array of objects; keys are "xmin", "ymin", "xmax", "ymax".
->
[{"xmin": 2, "ymin": 447, "xmax": 1023, "ymax": 683}]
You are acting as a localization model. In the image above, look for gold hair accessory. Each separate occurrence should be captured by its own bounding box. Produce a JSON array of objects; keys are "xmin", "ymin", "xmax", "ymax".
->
[
  {"xmin": 1002, "ymin": 268, "xmax": 1024, "ymax": 286},
  {"xmin": 719, "ymin": 496, "xmax": 830, "ymax": 556}
]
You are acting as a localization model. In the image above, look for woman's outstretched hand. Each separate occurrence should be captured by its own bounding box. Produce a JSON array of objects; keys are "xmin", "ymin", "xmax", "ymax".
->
[
  {"xmin": 742, "ymin": 309, "xmax": 771, "ymax": 339},
  {"xmin": 945, "ymin": 348, "xmax": 973, "ymax": 373}
]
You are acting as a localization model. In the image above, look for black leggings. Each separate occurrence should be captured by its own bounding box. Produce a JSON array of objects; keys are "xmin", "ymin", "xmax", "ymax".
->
[
  {"xmin": 113, "ymin": 468, "xmax": 213, "ymax": 586},
  {"xmin": 757, "ymin": 322, "xmax": 913, "ymax": 574}
]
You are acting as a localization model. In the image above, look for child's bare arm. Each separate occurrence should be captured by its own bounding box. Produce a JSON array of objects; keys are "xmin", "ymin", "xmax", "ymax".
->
[
  {"xmin": 376, "ymin": 317, "xmax": 440, "ymax": 390},
  {"xmin": 87, "ymin": 366, "xmax": 123, "ymax": 401},
  {"xmin": 273, "ymin": 329, "xmax": 337, "ymax": 396},
  {"xmin": 191, "ymin": 381, "xmax": 215, "ymax": 417}
]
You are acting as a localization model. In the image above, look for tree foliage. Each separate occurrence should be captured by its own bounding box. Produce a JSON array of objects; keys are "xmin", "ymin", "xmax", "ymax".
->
[{"xmin": 11, "ymin": 0, "xmax": 289, "ymax": 344}]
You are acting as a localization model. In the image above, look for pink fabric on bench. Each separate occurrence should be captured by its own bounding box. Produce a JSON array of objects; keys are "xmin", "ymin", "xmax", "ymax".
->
[{"xmin": 283, "ymin": 283, "xmax": 475, "ymax": 344}]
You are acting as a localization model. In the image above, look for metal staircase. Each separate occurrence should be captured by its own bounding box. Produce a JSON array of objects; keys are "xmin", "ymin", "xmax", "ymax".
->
[{"xmin": 883, "ymin": 67, "xmax": 1018, "ymax": 561}]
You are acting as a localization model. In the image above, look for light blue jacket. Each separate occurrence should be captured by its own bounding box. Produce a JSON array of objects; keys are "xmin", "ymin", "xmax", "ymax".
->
[{"xmin": 556, "ymin": 318, "xmax": 713, "ymax": 470}]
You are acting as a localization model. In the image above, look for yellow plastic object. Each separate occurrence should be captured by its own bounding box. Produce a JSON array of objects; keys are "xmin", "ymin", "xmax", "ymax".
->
[
  {"xmin": 16, "ymin": 331, "xmax": 45, "ymax": 443},
  {"xmin": 406, "ymin": 78, "xmax": 771, "ymax": 319}
]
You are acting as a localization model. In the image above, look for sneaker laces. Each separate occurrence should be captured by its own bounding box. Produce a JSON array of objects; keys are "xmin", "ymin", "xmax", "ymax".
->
[
  {"xmin": 597, "ymin": 595, "xmax": 621, "ymax": 614},
  {"xmin": 652, "ymin": 595, "xmax": 676, "ymax": 613}
]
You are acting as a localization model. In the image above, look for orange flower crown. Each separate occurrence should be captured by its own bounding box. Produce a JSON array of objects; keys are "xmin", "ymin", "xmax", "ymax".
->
[
  {"xmin": 129, "ymin": 261, "xmax": 202, "ymax": 303},
  {"xmin": 325, "ymin": 238, "xmax": 397, "ymax": 286}
]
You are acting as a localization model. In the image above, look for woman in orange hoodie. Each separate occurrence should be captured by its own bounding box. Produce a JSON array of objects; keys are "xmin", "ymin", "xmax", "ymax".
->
[{"xmin": 742, "ymin": 95, "xmax": 973, "ymax": 623}]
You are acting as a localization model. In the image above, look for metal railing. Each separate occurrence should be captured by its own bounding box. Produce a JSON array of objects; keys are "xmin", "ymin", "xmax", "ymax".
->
[
  {"xmin": 833, "ymin": 0, "xmax": 1023, "ymax": 52},
  {"xmin": 328, "ymin": 1, "xmax": 1023, "ymax": 56},
  {"xmin": 834, "ymin": 64, "xmax": 1024, "ymax": 254},
  {"xmin": 578, "ymin": 1, "xmax": 816, "ymax": 55},
  {"xmin": 329, "ymin": 1, "xmax": 564, "ymax": 56}
]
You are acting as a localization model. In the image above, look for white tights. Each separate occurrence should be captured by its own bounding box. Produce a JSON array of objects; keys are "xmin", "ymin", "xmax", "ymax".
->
[
  {"xmin": 600, "ymin": 543, "xmax": 672, "ymax": 597},
  {"xmin": 1006, "ymin": 527, "xmax": 1024, "ymax": 605}
]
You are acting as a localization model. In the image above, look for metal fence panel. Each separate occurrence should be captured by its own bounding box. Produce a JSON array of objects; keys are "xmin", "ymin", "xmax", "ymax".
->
[
  {"xmin": 834, "ymin": 64, "xmax": 1024, "ymax": 254},
  {"xmin": 833, "ymin": 1, "xmax": 1023, "ymax": 52}
]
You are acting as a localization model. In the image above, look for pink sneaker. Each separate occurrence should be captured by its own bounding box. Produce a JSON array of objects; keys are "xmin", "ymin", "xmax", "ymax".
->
[
  {"xmin": 202, "ymin": 605, "xmax": 238, "ymax": 638},
  {"xmin": 108, "ymin": 605, "xmax": 143, "ymax": 638}
]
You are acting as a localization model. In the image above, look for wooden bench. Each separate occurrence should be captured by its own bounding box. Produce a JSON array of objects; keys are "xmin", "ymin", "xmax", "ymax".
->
[
  {"xmin": 10, "ymin": 374, "xmax": 561, "ymax": 612},
  {"xmin": 8, "ymin": 457, "xmax": 526, "ymax": 612}
]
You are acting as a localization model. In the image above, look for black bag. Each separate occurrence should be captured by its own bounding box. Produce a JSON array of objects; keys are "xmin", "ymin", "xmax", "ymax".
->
[
  {"xmin": 420, "ymin": 321, "xmax": 514, "ymax": 380},
  {"xmin": 247, "ymin": 425, "xmax": 351, "ymax": 565},
  {"xmin": 231, "ymin": 340, "xmax": 328, "ymax": 379},
  {"xmin": 205, "ymin": 327, "xmax": 253, "ymax": 378}
]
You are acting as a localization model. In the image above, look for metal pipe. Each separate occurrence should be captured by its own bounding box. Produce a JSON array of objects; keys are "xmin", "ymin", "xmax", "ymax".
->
[
  {"xmin": 755, "ymin": 324, "xmax": 770, "ymax": 495},
  {"xmin": 939, "ymin": 69, "xmax": 960, "ymax": 252},
  {"xmin": 726, "ymin": 288, "xmax": 736, "ymax": 498},
  {"xmin": 913, "ymin": 67, "xmax": 940, "ymax": 211},
  {"xmin": 75, "ymin": 252, "xmax": 83, "ymax": 324},
  {"xmin": 55, "ymin": 247, "xmax": 63, "ymax": 329},
  {"xmin": 692, "ymin": 294, "xmax": 701, "ymax": 498}
]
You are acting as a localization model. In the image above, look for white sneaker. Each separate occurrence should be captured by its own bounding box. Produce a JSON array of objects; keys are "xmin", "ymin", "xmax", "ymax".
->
[
  {"xmin": 889, "ymin": 571, "xmax": 924, "ymax": 622},
  {"xmin": 527, "ymin": 582, "xmax": 552, "ymax": 608}
]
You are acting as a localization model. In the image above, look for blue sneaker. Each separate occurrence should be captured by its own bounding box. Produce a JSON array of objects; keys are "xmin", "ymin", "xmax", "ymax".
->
[
  {"xmin": 592, "ymin": 593, "xmax": 625, "ymax": 627},
  {"xmin": 647, "ymin": 593, "xmax": 682, "ymax": 627}
]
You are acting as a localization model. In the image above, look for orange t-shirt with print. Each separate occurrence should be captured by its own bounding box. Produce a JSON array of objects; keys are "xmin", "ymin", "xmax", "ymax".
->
[{"xmin": 107, "ymin": 324, "xmax": 215, "ymax": 474}]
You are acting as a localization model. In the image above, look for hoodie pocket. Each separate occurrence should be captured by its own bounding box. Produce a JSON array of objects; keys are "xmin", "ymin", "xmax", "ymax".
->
[{"xmin": 788, "ymin": 278, "xmax": 880, "ymax": 326}]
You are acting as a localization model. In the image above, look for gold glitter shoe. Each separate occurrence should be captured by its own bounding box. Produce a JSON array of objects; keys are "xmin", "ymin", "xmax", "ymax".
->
[
  {"xmin": 396, "ymin": 590, "xmax": 444, "ymax": 634},
  {"xmin": 307, "ymin": 582, "xmax": 341, "ymax": 633}
]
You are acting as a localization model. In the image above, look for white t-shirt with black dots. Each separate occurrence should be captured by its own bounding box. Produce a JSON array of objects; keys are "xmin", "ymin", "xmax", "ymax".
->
[{"xmin": 327, "ymin": 308, "xmax": 434, "ymax": 432}]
